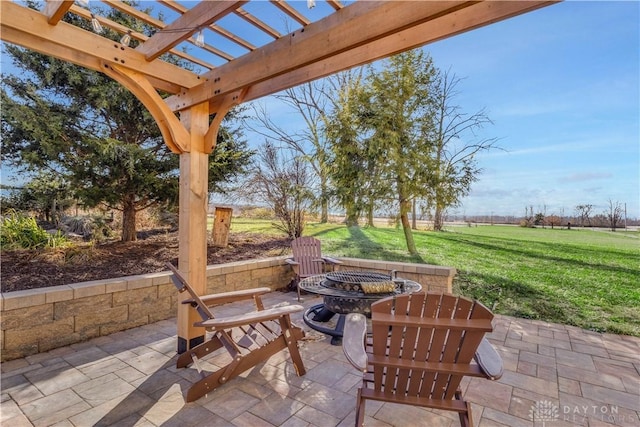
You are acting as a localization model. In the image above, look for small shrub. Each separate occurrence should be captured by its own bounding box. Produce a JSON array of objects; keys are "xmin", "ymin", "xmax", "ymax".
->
[
  {"xmin": 64, "ymin": 216, "xmax": 95, "ymax": 236},
  {"xmin": 1, "ymin": 211, "xmax": 72, "ymax": 250},
  {"xmin": 35, "ymin": 243, "xmax": 103, "ymax": 265},
  {"xmin": 240, "ymin": 207, "xmax": 275, "ymax": 219},
  {"xmin": 519, "ymin": 219, "xmax": 534, "ymax": 228}
]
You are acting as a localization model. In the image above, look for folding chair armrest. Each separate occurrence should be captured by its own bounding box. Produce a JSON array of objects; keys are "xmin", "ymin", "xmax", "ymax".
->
[
  {"xmin": 196, "ymin": 287, "xmax": 272, "ymax": 306},
  {"xmin": 474, "ymin": 338, "xmax": 504, "ymax": 380},
  {"xmin": 343, "ymin": 313, "xmax": 368, "ymax": 372},
  {"xmin": 195, "ymin": 305, "xmax": 304, "ymax": 329},
  {"xmin": 321, "ymin": 256, "xmax": 342, "ymax": 265}
]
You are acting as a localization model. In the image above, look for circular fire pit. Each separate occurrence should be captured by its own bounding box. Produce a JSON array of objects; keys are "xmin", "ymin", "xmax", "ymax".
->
[{"xmin": 299, "ymin": 270, "xmax": 421, "ymax": 344}]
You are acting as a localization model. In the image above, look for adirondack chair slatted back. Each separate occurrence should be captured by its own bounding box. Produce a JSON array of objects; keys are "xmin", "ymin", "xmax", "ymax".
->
[
  {"xmin": 291, "ymin": 236, "xmax": 325, "ymax": 277},
  {"xmin": 369, "ymin": 292, "xmax": 493, "ymax": 400}
]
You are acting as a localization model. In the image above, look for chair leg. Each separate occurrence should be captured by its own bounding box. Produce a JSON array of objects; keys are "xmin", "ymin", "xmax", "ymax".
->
[
  {"xmin": 355, "ymin": 388, "xmax": 366, "ymax": 427},
  {"xmin": 186, "ymin": 331, "xmax": 296, "ymax": 402},
  {"xmin": 455, "ymin": 390, "xmax": 472, "ymax": 427},
  {"xmin": 176, "ymin": 335, "xmax": 223, "ymax": 368},
  {"xmin": 279, "ymin": 317, "xmax": 306, "ymax": 376}
]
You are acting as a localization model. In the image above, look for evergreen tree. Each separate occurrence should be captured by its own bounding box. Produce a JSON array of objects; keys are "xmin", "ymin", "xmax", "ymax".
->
[
  {"xmin": 361, "ymin": 50, "xmax": 438, "ymax": 254},
  {"xmin": 1, "ymin": 4, "xmax": 252, "ymax": 241},
  {"xmin": 325, "ymin": 73, "xmax": 369, "ymax": 227}
]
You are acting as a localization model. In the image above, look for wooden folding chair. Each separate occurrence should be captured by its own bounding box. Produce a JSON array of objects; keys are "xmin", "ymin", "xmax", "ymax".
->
[
  {"xmin": 285, "ymin": 236, "xmax": 342, "ymax": 301},
  {"xmin": 343, "ymin": 291, "xmax": 503, "ymax": 427},
  {"xmin": 166, "ymin": 262, "xmax": 307, "ymax": 402}
]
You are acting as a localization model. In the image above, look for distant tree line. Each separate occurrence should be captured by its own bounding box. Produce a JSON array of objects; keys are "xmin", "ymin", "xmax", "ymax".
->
[{"xmin": 451, "ymin": 199, "xmax": 632, "ymax": 231}]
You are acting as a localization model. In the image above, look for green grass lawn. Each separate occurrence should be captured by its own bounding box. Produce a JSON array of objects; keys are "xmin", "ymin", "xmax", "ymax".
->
[{"xmin": 231, "ymin": 218, "xmax": 639, "ymax": 336}]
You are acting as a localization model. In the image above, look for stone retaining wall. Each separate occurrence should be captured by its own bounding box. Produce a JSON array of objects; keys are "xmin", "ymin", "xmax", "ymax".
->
[{"xmin": 0, "ymin": 256, "xmax": 455, "ymax": 361}]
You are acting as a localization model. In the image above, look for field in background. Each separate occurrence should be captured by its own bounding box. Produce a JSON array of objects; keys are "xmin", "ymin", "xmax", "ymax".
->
[{"xmin": 228, "ymin": 217, "xmax": 639, "ymax": 336}]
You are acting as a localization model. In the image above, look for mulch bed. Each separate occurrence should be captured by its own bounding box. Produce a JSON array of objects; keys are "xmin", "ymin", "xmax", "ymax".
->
[{"xmin": 1, "ymin": 230, "xmax": 291, "ymax": 293}]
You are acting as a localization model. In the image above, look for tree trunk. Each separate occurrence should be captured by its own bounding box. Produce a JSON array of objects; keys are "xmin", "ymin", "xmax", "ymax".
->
[
  {"xmin": 51, "ymin": 199, "xmax": 57, "ymax": 224},
  {"xmin": 344, "ymin": 198, "xmax": 359, "ymax": 226},
  {"xmin": 411, "ymin": 198, "xmax": 417, "ymax": 230},
  {"xmin": 320, "ymin": 178, "xmax": 328, "ymax": 223},
  {"xmin": 345, "ymin": 212, "xmax": 359, "ymax": 227},
  {"xmin": 121, "ymin": 195, "xmax": 137, "ymax": 242},
  {"xmin": 399, "ymin": 198, "xmax": 417, "ymax": 254},
  {"xmin": 320, "ymin": 199, "xmax": 328, "ymax": 223},
  {"xmin": 434, "ymin": 204, "xmax": 444, "ymax": 231},
  {"xmin": 366, "ymin": 203, "xmax": 374, "ymax": 227}
]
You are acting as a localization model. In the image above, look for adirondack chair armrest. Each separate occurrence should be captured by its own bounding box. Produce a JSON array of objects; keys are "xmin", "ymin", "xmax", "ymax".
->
[
  {"xmin": 343, "ymin": 313, "xmax": 368, "ymax": 372},
  {"xmin": 321, "ymin": 256, "xmax": 342, "ymax": 265},
  {"xmin": 474, "ymin": 338, "xmax": 504, "ymax": 380},
  {"xmin": 194, "ymin": 304, "xmax": 304, "ymax": 330},
  {"xmin": 285, "ymin": 258, "xmax": 299, "ymax": 266},
  {"xmin": 187, "ymin": 287, "xmax": 272, "ymax": 307}
]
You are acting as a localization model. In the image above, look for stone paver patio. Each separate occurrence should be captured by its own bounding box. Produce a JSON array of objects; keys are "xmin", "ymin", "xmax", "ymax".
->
[{"xmin": 2, "ymin": 292, "xmax": 639, "ymax": 427}]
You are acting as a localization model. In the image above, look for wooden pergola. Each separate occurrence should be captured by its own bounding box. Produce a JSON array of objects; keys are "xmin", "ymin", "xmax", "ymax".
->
[{"xmin": 0, "ymin": 0, "xmax": 557, "ymax": 352}]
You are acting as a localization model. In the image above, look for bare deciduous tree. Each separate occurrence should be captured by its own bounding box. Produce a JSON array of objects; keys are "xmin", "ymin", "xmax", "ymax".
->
[
  {"xmin": 575, "ymin": 204, "xmax": 593, "ymax": 227},
  {"xmin": 427, "ymin": 69, "xmax": 499, "ymax": 231},
  {"xmin": 240, "ymin": 143, "xmax": 312, "ymax": 238},
  {"xmin": 246, "ymin": 81, "xmax": 336, "ymax": 223},
  {"xmin": 605, "ymin": 199, "xmax": 624, "ymax": 232}
]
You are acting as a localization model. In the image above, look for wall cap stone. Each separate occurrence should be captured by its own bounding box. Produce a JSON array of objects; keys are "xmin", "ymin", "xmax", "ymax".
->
[
  {"xmin": 3, "ymin": 288, "xmax": 48, "ymax": 310},
  {"xmin": 45, "ymin": 285, "xmax": 74, "ymax": 303},
  {"xmin": 1, "ymin": 256, "xmax": 454, "ymax": 303}
]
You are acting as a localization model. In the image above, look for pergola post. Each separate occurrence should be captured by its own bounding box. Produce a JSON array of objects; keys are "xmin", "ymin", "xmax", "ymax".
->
[{"xmin": 177, "ymin": 102, "xmax": 210, "ymax": 353}]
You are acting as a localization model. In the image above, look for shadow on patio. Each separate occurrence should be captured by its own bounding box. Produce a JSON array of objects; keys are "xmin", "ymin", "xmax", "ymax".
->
[{"xmin": 2, "ymin": 291, "xmax": 639, "ymax": 427}]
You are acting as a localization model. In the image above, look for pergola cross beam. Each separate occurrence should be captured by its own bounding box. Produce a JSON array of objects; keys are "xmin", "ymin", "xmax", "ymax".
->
[
  {"xmin": 136, "ymin": 0, "xmax": 248, "ymax": 61},
  {"xmin": 44, "ymin": 0, "xmax": 74, "ymax": 24},
  {"xmin": 165, "ymin": 0, "xmax": 556, "ymax": 112}
]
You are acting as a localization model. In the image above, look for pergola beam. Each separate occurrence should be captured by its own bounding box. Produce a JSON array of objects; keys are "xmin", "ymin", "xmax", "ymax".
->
[
  {"xmin": 103, "ymin": 0, "xmax": 235, "ymax": 63},
  {"xmin": 70, "ymin": 5, "xmax": 215, "ymax": 71},
  {"xmin": 166, "ymin": 0, "xmax": 556, "ymax": 111},
  {"xmin": 0, "ymin": 1, "xmax": 201, "ymax": 94},
  {"xmin": 137, "ymin": 0, "xmax": 247, "ymax": 61},
  {"xmin": 241, "ymin": 0, "xmax": 557, "ymax": 104},
  {"xmin": 44, "ymin": 0, "xmax": 74, "ymax": 25},
  {"xmin": 270, "ymin": 0, "xmax": 311, "ymax": 26},
  {"xmin": 158, "ymin": 0, "xmax": 257, "ymax": 52}
]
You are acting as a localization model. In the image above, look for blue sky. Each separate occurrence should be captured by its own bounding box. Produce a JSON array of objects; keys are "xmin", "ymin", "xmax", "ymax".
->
[
  {"xmin": 424, "ymin": 1, "xmax": 640, "ymax": 219},
  {"xmin": 248, "ymin": 1, "xmax": 639, "ymax": 219},
  {"xmin": 2, "ymin": 1, "xmax": 638, "ymax": 219}
]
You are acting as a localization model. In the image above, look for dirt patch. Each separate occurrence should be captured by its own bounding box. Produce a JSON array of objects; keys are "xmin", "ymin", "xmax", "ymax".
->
[{"xmin": 1, "ymin": 230, "xmax": 291, "ymax": 293}]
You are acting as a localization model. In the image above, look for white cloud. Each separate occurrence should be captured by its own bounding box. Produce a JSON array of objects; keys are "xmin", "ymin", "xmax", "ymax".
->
[{"xmin": 562, "ymin": 172, "xmax": 613, "ymax": 183}]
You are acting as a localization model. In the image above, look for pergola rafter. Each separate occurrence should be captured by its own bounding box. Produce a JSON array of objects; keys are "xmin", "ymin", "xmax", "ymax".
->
[{"xmin": 0, "ymin": 0, "xmax": 559, "ymax": 354}]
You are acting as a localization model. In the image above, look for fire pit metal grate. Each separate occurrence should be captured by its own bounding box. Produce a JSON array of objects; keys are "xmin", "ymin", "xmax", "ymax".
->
[
  {"xmin": 299, "ymin": 271, "xmax": 422, "ymax": 344},
  {"xmin": 325, "ymin": 271, "xmax": 390, "ymax": 283}
]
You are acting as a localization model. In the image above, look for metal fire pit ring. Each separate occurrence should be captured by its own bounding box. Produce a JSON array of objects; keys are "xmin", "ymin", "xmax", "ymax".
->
[{"xmin": 299, "ymin": 271, "xmax": 422, "ymax": 345}]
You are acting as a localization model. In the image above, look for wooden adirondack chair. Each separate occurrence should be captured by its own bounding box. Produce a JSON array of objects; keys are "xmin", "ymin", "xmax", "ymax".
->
[
  {"xmin": 166, "ymin": 262, "xmax": 307, "ymax": 402},
  {"xmin": 285, "ymin": 236, "xmax": 342, "ymax": 301},
  {"xmin": 343, "ymin": 291, "xmax": 503, "ymax": 427}
]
